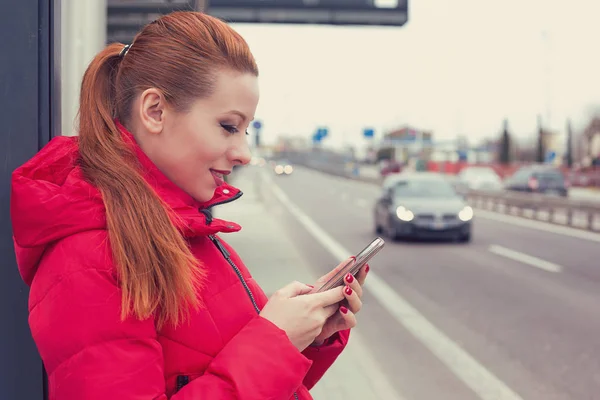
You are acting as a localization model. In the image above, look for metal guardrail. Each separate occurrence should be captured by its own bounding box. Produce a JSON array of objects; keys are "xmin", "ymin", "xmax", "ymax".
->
[
  {"xmin": 280, "ymin": 150, "xmax": 600, "ymax": 232},
  {"xmin": 465, "ymin": 190, "xmax": 600, "ymax": 231}
]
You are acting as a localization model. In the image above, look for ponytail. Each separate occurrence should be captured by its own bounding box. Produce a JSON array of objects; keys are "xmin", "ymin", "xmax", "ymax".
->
[{"xmin": 77, "ymin": 43, "xmax": 205, "ymax": 329}]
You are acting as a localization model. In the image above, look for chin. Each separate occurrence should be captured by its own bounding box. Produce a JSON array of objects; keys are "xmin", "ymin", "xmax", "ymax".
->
[{"xmin": 192, "ymin": 186, "xmax": 218, "ymax": 203}]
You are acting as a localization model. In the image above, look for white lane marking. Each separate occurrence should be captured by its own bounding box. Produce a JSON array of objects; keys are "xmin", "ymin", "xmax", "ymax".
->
[
  {"xmin": 475, "ymin": 210, "xmax": 600, "ymax": 243},
  {"xmin": 488, "ymin": 245, "xmax": 562, "ymax": 273},
  {"xmin": 263, "ymin": 171, "xmax": 523, "ymax": 400}
]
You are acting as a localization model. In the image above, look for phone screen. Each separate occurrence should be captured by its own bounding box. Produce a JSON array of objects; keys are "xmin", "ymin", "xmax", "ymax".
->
[{"xmin": 316, "ymin": 237, "xmax": 385, "ymax": 292}]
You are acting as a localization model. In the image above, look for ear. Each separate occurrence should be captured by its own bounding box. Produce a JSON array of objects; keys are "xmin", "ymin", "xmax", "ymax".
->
[{"xmin": 138, "ymin": 88, "xmax": 166, "ymax": 135}]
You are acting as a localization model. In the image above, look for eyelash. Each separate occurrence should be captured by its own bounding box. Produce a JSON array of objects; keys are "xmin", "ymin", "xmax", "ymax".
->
[{"xmin": 221, "ymin": 124, "xmax": 249, "ymax": 136}]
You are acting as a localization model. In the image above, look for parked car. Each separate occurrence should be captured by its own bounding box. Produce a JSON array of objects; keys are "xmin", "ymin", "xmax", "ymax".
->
[
  {"xmin": 456, "ymin": 166, "xmax": 503, "ymax": 192},
  {"xmin": 374, "ymin": 172, "xmax": 473, "ymax": 242},
  {"xmin": 503, "ymin": 165, "xmax": 568, "ymax": 197}
]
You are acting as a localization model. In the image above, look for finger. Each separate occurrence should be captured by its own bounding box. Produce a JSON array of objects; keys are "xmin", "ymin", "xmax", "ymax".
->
[
  {"xmin": 275, "ymin": 281, "xmax": 314, "ymax": 299},
  {"xmin": 343, "ymin": 271, "xmax": 363, "ymax": 298},
  {"xmin": 338, "ymin": 306, "xmax": 357, "ymax": 329},
  {"xmin": 355, "ymin": 263, "xmax": 370, "ymax": 286},
  {"xmin": 343, "ymin": 285, "xmax": 362, "ymax": 314},
  {"xmin": 322, "ymin": 303, "xmax": 340, "ymax": 319},
  {"xmin": 315, "ymin": 256, "xmax": 356, "ymax": 285},
  {"xmin": 310, "ymin": 286, "xmax": 345, "ymax": 307}
]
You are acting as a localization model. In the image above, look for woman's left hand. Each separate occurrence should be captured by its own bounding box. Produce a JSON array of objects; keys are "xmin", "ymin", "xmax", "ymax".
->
[{"xmin": 311, "ymin": 258, "xmax": 370, "ymax": 346}]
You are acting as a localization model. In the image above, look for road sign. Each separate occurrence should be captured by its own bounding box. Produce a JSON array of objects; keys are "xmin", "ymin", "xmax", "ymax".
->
[
  {"xmin": 313, "ymin": 127, "xmax": 328, "ymax": 143},
  {"xmin": 545, "ymin": 150, "xmax": 556, "ymax": 163},
  {"xmin": 252, "ymin": 120, "xmax": 262, "ymax": 130},
  {"xmin": 363, "ymin": 128, "xmax": 375, "ymax": 138}
]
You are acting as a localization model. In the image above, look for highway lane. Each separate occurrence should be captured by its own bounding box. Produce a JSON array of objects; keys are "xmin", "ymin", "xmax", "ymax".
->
[{"xmin": 252, "ymin": 165, "xmax": 600, "ymax": 400}]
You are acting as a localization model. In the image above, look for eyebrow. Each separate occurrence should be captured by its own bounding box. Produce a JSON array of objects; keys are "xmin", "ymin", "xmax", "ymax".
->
[{"xmin": 227, "ymin": 110, "xmax": 252, "ymax": 123}]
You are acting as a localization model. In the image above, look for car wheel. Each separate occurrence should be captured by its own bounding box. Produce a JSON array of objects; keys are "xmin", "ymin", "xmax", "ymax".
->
[
  {"xmin": 458, "ymin": 233, "xmax": 471, "ymax": 243},
  {"xmin": 386, "ymin": 222, "xmax": 400, "ymax": 241}
]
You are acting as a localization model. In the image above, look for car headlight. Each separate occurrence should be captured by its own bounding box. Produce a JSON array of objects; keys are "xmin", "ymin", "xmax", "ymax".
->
[
  {"xmin": 274, "ymin": 165, "xmax": 284, "ymax": 174},
  {"xmin": 458, "ymin": 206, "xmax": 474, "ymax": 221},
  {"xmin": 396, "ymin": 206, "xmax": 414, "ymax": 222},
  {"xmin": 284, "ymin": 165, "xmax": 293, "ymax": 174}
]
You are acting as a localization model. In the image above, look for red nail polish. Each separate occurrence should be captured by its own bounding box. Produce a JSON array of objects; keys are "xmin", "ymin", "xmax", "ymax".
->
[
  {"xmin": 350, "ymin": 256, "xmax": 356, "ymax": 261},
  {"xmin": 345, "ymin": 285, "xmax": 353, "ymax": 296},
  {"xmin": 307, "ymin": 284, "xmax": 314, "ymax": 288},
  {"xmin": 365, "ymin": 265, "xmax": 370, "ymax": 273},
  {"xmin": 345, "ymin": 273, "xmax": 354, "ymax": 283},
  {"xmin": 340, "ymin": 306, "xmax": 348, "ymax": 314}
]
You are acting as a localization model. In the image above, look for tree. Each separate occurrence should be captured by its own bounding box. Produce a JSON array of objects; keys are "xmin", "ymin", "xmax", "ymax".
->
[
  {"xmin": 499, "ymin": 119, "xmax": 511, "ymax": 164},
  {"xmin": 536, "ymin": 115, "xmax": 545, "ymax": 163},
  {"xmin": 565, "ymin": 118, "xmax": 573, "ymax": 168}
]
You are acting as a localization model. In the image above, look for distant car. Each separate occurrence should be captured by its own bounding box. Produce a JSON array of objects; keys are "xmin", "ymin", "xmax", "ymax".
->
[
  {"xmin": 379, "ymin": 160, "xmax": 402, "ymax": 177},
  {"xmin": 374, "ymin": 172, "xmax": 473, "ymax": 242},
  {"xmin": 456, "ymin": 166, "xmax": 503, "ymax": 192},
  {"xmin": 273, "ymin": 159, "xmax": 294, "ymax": 176},
  {"xmin": 503, "ymin": 165, "xmax": 568, "ymax": 197}
]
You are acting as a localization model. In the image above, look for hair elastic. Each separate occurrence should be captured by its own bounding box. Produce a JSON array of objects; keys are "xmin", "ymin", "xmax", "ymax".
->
[{"xmin": 119, "ymin": 44, "xmax": 131, "ymax": 58}]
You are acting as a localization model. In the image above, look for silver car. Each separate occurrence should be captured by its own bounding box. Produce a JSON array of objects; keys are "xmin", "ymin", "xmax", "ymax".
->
[{"xmin": 374, "ymin": 172, "xmax": 473, "ymax": 242}]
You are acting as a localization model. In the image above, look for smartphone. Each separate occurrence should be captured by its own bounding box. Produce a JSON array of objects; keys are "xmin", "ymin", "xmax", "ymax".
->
[{"xmin": 316, "ymin": 237, "xmax": 385, "ymax": 293}]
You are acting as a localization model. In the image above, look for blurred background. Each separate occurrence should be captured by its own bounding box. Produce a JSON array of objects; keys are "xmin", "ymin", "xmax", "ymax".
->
[{"xmin": 3, "ymin": 1, "xmax": 600, "ymax": 399}]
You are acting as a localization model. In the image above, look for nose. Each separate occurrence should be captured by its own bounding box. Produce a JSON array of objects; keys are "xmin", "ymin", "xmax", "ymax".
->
[{"xmin": 230, "ymin": 137, "xmax": 252, "ymax": 166}]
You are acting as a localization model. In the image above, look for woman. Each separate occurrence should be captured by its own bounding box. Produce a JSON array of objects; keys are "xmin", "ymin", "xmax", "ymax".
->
[{"xmin": 10, "ymin": 11, "xmax": 369, "ymax": 400}]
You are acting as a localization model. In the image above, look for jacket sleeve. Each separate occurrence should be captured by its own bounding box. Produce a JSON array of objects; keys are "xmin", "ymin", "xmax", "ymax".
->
[
  {"xmin": 30, "ymin": 239, "xmax": 312, "ymax": 400},
  {"xmin": 300, "ymin": 329, "xmax": 350, "ymax": 390}
]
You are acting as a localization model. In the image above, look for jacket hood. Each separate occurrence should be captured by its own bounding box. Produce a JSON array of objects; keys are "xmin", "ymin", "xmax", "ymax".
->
[{"xmin": 11, "ymin": 122, "xmax": 243, "ymax": 286}]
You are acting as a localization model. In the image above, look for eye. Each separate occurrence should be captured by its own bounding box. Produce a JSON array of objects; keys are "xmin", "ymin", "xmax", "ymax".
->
[{"xmin": 220, "ymin": 124, "xmax": 239, "ymax": 134}]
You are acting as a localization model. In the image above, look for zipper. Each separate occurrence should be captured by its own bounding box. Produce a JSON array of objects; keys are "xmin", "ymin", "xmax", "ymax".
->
[
  {"xmin": 176, "ymin": 375, "xmax": 189, "ymax": 392},
  {"xmin": 209, "ymin": 234, "xmax": 260, "ymax": 313},
  {"xmin": 208, "ymin": 234, "xmax": 300, "ymax": 400}
]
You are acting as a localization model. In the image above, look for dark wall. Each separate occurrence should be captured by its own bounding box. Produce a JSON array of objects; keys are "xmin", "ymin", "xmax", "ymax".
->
[{"xmin": 0, "ymin": 0, "xmax": 61, "ymax": 399}]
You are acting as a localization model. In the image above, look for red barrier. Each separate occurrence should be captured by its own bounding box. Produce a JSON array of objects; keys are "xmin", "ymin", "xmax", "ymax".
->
[{"xmin": 426, "ymin": 161, "xmax": 600, "ymax": 188}]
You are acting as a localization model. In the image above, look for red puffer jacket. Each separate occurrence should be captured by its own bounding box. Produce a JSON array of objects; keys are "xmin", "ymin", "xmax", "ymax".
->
[{"xmin": 10, "ymin": 125, "xmax": 349, "ymax": 400}]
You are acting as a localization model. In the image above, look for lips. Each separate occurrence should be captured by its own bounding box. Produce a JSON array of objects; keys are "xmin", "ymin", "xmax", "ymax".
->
[{"xmin": 210, "ymin": 169, "xmax": 230, "ymax": 186}]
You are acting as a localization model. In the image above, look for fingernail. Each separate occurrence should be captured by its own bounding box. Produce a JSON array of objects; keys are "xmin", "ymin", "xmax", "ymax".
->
[
  {"xmin": 365, "ymin": 265, "xmax": 370, "ymax": 273},
  {"xmin": 350, "ymin": 256, "xmax": 356, "ymax": 261},
  {"xmin": 345, "ymin": 273, "xmax": 354, "ymax": 283},
  {"xmin": 340, "ymin": 306, "xmax": 348, "ymax": 314},
  {"xmin": 345, "ymin": 285, "xmax": 353, "ymax": 296},
  {"xmin": 307, "ymin": 284, "xmax": 314, "ymax": 288}
]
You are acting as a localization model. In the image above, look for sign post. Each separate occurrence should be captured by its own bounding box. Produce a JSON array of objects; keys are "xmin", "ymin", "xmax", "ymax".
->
[{"xmin": 252, "ymin": 120, "xmax": 262, "ymax": 148}]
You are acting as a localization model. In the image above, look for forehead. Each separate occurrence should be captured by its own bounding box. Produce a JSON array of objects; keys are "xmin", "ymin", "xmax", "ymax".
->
[{"xmin": 206, "ymin": 70, "xmax": 259, "ymax": 116}]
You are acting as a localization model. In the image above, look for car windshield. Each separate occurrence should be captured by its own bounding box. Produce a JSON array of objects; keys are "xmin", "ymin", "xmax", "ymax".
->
[
  {"xmin": 392, "ymin": 179, "xmax": 457, "ymax": 198},
  {"xmin": 534, "ymin": 170, "xmax": 564, "ymax": 183}
]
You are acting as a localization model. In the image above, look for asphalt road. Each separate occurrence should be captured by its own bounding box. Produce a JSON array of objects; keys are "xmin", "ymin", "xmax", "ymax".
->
[{"xmin": 249, "ymin": 165, "xmax": 600, "ymax": 400}]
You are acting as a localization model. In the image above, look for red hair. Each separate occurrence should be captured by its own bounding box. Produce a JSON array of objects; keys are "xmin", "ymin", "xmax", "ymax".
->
[{"xmin": 77, "ymin": 11, "xmax": 258, "ymax": 328}]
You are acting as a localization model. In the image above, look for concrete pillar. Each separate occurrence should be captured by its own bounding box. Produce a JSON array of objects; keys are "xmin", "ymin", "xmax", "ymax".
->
[{"xmin": 61, "ymin": 0, "xmax": 107, "ymax": 136}]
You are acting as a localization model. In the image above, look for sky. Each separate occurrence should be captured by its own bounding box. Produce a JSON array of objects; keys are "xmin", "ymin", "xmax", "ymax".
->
[{"xmin": 230, "ymin": 0, "xmax": 600, "ymax": 149}]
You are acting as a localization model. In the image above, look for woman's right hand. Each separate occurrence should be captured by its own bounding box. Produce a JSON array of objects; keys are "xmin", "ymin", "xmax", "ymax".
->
[{"xmin": 259, "ymin": 281, "xmax": 345, "ymax": 352}]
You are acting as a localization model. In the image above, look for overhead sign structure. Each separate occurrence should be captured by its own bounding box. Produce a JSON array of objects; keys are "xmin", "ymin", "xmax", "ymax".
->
[
  {"xmin": 106, "ymin": 1, "xmax": 201, "ymax": 44},
  {"xmin": 207, "ymin": 0, "xmax": 409, "ymax": 27}
]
